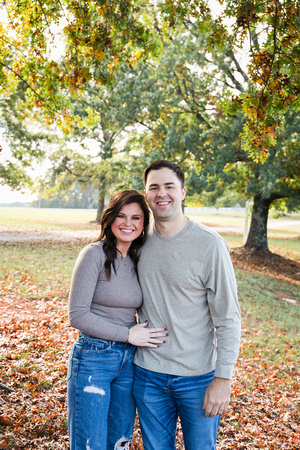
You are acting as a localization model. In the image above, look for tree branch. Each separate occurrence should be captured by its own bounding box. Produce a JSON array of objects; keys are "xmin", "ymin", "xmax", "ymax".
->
[
  {"xmin": 0, "ymin": 382, "xmax": 14, "ymax": 393},
  {"xmin": 0, "ymin": 61, "xmax": 59, "ymax": 114},
  {"xmin": 225, "ymin": 48, "xmax": 249, "ymax": 85},
  {"xmin": 36, "ymin": 0, "xmax": 54, "ymax": 38}
]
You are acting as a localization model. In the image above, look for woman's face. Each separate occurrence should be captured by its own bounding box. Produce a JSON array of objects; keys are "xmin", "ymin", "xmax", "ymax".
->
[{"xmin": 111, "ymin": 203, "xmax": 144, "ymax": 249}]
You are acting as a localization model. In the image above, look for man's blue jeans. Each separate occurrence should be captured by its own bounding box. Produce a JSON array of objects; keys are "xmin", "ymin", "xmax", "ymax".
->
[
  {"xmin": 133, "ymin": 365, "xmax": 220, "ymax": 450},
  {"xmin": 67, "ymin": 332, "xmax": 136, "ymax": 450}
]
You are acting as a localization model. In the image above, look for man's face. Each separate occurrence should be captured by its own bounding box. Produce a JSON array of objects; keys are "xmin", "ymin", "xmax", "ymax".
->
[{"xmin": 144, "ymin": 167, "xmax": 186, "ymax": 221}]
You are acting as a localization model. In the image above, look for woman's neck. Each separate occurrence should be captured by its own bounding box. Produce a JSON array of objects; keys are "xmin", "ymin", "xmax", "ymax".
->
[{"xmin": 116, "ymin": 244, "xmax": 130, "ymax": 258}]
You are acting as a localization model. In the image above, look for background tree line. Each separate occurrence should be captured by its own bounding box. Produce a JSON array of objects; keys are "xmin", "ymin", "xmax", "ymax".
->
[{"xmin": 0, "ymin": 0, "xmax": 299, "ymax": 251}]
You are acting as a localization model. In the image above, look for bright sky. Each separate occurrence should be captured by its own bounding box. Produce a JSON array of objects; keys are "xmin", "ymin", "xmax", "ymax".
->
[{"xmin": 0, "ymin": 185, "xmax": 37, "ymax": 204}]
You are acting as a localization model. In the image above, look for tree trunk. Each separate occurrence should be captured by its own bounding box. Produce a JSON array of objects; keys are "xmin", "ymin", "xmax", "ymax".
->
[
  {"xmin": 243, "ymin": 200, "xmax": 251, "ymax": 245},
  {"xmin": 95, "ymin": 173, "xmax": 106, "ymax": 223},
  {"xmin": 95, "ymin": 191, "xmax": 105, "ymax": 222},
  {"xmin": 244, "ymin": 193, "xmax": 272, "ymax": 251}
]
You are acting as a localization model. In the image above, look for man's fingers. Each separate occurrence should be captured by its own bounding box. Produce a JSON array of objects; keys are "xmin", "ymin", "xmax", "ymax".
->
[
  {"xmin": 203, "ymin": 377, "xmax": 232, "ymax": 417},
  {"xmin": 205, "ymin": 404, "xmax": 218, "ymax": 417},
  {"xmin": 205, "ymin": 402, "xmax": 229, "ymax": 417},
  {"xmin": 205, "ymin": 407, "xmax": 218, "ymax": 417}
]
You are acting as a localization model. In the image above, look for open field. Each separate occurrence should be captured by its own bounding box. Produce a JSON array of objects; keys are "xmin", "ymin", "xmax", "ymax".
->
[
  {"xmin": 0, "ymin": 208, "xmax": 99, "ymax": 231},
  {"xmin": 0, "ymin": 208, "xmax": 299, "ymax": 448},
  {"xmin": 1, "ymin": 207, "xmax": 300, "ymax": 231},
  {"xmin": 1, "ymin": 207, "xmax": 299, "ymax": 260}
]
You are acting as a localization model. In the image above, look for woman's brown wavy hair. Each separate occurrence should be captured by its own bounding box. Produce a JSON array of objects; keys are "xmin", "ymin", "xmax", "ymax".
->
[{"xmin": 95, "ymin": 189, "xmax": 150, "ymax": 280}]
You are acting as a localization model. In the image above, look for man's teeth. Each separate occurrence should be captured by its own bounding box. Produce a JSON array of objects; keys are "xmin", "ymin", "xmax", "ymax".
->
[{"xmin": 157, "ymin": 201, "xmax": 169, "ymax": 205}]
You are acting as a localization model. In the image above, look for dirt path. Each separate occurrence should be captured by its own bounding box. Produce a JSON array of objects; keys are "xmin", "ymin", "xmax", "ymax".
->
[
  {"xmin": 0, "ymin": 225, "xmax": 99, "ymax": 242},
  {"xmin": 1, "ymin": 220, "xmax": 299, "ymax": 243},
  {"xmin": 0, "ymin": 224, "xmax": 248, "ymax": 242}
]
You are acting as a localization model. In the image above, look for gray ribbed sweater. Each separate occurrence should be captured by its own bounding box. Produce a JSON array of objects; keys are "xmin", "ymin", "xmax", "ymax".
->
[
  {"xmin": 134, "ymin": 220, "xmax": 241, "ymax": 379},
  {"xmin": 68, "ymin": 241, "xmax": 142, "ymax": 342}
]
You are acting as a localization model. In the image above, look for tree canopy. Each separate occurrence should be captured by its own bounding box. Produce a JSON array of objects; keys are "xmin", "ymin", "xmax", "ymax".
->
[
  {"xmin": 64, "ymin": 22, "xmax": 298, "ymax": 249},
  {"xmin": 1, "ymin": 0, "xmax": 300, "ymax": 160},
  {"xmin": 1, "ymin": 1, "xmax": 299, "ymax": 250}
]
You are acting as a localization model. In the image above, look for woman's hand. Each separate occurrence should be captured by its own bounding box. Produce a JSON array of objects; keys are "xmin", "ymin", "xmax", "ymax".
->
[{"xmin": 128, "ymin": 321, "xmax": 168, "ymax": 347}]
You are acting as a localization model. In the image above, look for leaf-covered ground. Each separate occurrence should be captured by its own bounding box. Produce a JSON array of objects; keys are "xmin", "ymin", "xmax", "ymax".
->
[{"xmin": 0, "ymin": 243, "xmax": 299, "ymax": 449}]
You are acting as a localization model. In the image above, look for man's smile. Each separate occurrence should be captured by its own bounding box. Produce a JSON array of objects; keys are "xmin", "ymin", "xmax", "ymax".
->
[{"xmin": 156, "ymin": 201, "xmax": 171, "ymax": 206}]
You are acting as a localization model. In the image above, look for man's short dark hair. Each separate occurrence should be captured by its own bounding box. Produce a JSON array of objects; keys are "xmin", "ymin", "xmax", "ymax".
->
[{"xmin": 143, "ymin": 160, "xmax": 185, "ymax": 188}]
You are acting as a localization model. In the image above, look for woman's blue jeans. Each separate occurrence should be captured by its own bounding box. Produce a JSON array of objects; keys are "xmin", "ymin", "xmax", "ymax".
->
[
  {"xmin": 67, "ymin": 332, "xmax": 136, "ymax": 450},
  {"xmin": 133, "ymin": 365, "xmax": 220, "ymax": 450}
]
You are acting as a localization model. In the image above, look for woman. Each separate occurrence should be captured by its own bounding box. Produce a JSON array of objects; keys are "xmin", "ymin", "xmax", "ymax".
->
[{"xmin": 67, "ymin": 189, "xmax": 167, "ymax": 450}]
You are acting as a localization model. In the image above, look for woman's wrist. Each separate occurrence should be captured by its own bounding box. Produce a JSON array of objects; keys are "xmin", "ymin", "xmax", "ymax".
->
[{"xmin": 126, "ymin": 328, "xmax": 131, "ymax": 343}]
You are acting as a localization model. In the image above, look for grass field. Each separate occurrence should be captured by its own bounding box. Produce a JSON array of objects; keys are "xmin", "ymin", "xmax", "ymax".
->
[
  {"xmin": 1, "ymin": 207, "xmax": 300, "ymax": 230},
  {"xmin": 0, "ymin": 208, "xmax": 299, "ymax": 448},
  {"xmin": 0, "ymin": 207, "xmax": 99, "ymax": 230},
  {"xmin": 1, "ymin": 207, "xmax": 299, "ymax": 259}
]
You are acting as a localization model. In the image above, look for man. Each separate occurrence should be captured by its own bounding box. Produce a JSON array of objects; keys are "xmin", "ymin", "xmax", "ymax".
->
[{"xmin": 133, "ymin": 160, "xmax": 241, "ymax": 450}]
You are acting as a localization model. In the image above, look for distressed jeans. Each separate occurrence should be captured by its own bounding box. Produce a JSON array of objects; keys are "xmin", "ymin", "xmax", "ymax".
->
[
  {"xmin": 133, "ymin": 366, "xmax": 220, "ymax": 450},
  {"xmin": 67, "ymin": 332, "xmax": 136, "ymax": 450}
]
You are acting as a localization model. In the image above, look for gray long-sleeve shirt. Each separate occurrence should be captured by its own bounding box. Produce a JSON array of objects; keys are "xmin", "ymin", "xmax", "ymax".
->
[
  {"xmin": 68, "ymin": 241, "xmax": 142, "ymax": 342},
  {"xmin": 134, "ymin": 219, "xmax": 241, "ymax": 379}
]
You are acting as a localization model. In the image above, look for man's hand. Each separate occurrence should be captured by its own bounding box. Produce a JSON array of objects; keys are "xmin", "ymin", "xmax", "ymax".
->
[{"xmin": 203, "ymin": 377, "xmax": 232, "ymax": 417}]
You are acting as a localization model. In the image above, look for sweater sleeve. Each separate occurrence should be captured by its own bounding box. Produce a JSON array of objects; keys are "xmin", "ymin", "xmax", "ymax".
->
[
  {"xmin": 68, "ymin": 244, "xmax": 129, "ymax": 342},
  {"xmin": 203, "ymin": 238, "xmax": 241, "ymax": 379}
]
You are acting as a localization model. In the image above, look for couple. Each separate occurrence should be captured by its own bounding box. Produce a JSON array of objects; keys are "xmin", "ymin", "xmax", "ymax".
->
[{"xmin": 67, "ymin": 160, "xmax": 241, "ymax": 450}]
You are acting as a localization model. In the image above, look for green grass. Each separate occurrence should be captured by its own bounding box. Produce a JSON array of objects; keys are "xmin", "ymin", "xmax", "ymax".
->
[
  {"xmin": 219, "ymin": 232, "xmax": 300, "ymax": 260},
  {"xmin": 1, "ymin": 241, "xmax": 298, "ymax": 367},
  {"xmin": 187, "ymin": 209, "xmax": 300, "ymax": 228},
  {"xmin": 0, "ymin": 207, "xmax": 99, "ymax": 230},
  {"xmin": 267, "ymin": 237, "xmax": 300, "ymax": 260},
  {"xmin": 1, "ymin": 207, "xmax": 299, "ymax": 363},
  {"xmin": 237, "ymin": 269, "xmax": 299, "ymax": 363},
  {"xmin": 187, "ymin": 210, "xmax": 300, "ymax": 259},
  {"xmin": 1, "ymin": 210, "xmax": 299, "ymax": 448},
  {"xmin": 1, "ymin": 207, "xmax": 299, "ymax": 256},
  {"xmin": 0, "ymin": 241, "xmax": 83, "ymax": 300},
  {"xmin": 1, "ymin": 207, "xmax": 299, "ymax": 232},
  {"xmin": 187, "ymin": 210, "xmax": 247, "ymax": 227}
]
